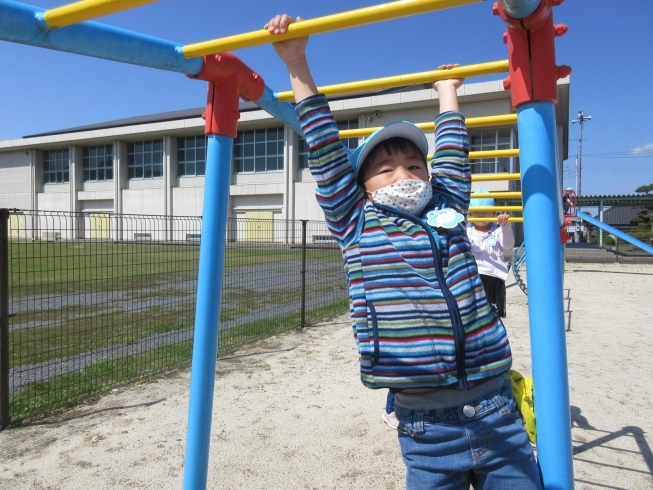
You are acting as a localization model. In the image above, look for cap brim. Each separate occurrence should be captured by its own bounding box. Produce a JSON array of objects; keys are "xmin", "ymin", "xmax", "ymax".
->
[{"xmin": 349, "ymin": 121, "xmax": 428, "ymax": 175}]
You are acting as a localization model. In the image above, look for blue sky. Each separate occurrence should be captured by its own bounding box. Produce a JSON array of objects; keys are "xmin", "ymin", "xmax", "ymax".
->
[{"xmin": 1, "ymin": 0, "xmax": 651, "ymax": 196}]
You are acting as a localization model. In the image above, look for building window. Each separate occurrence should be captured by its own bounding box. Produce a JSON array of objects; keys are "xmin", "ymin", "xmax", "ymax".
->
[
  {"xmin": 43, "ymin": 149, "xmax": 70, "ymax": 184},
  {"xmin": 83, "ymin": 145, "xmax": 113, "ymax": 182},
  {"xmin": 233, "ymin": 127, "xmax": 284, "ymax": 173},
  {"xmin": 469, "ymin": 128, "xmax": 514, "ymax": 174},
  {"xmin": 127, "ymin": 140, "xmax": 163, "ymax": 179},
  {"xmin": 298, "ymin": 119, "xmax": 359, "ymax": 169},
  {"xmin": 178, "ymin": 136, "xmax": 207, "ymax": 177}
]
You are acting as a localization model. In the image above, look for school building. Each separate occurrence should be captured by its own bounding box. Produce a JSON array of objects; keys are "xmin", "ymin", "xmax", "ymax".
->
[{"xmin": 0, "ymin": 78, "xmax": 570, "ymax": 241}]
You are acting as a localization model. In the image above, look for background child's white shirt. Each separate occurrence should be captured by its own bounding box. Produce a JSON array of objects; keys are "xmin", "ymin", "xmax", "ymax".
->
[{"xmin": 467, "ymin": 223, "xmax": 515, "ymax": 281}]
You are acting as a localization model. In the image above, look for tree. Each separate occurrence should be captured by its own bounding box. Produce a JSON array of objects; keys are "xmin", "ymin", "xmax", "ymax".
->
[
  {"xmin": 634, "ymin": 184, "xmax": 653, "ymax": 194},
  {"xmin": 631, "ymin": 183, "xmax": 653, "ymax": 237}
]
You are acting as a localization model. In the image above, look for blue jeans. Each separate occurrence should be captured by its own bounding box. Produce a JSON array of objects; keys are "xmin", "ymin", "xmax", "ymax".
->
[
  {"xmin": 395, "ymin": 384, "xmax": 542, "ymax": 490},
  {"xmin": 386, "ymin": 391, "xmax": 396, "ymax": 413}
]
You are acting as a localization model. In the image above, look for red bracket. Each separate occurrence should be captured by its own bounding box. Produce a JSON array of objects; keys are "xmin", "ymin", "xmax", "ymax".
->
[
  {"xmin": 187, "ymin": 52, "xmax": 265, "ymax": 137},
  {"xmin": 560, "ymin": 221, "xmax": 570, "ymax": 244},
  {"xmin": 494, "ymin": 0, "xmax": 572, "ymax": 108}
]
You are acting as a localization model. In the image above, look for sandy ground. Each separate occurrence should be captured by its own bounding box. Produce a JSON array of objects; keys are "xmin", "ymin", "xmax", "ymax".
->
[{"xmin": 1, "ymin": 262, "xmax": 652, "ymax": 489}]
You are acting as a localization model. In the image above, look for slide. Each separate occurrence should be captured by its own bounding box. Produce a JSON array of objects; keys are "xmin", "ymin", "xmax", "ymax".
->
[{"xmin": 576, "ymin": 211, "xmax": 653, "ymax": 255}]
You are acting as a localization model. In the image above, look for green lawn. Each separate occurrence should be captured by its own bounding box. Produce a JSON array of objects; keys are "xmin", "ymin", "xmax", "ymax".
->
[
  {"xmin": 8, "ymin": 242, "xmax": 325, "ymax": 298},
  {"xmin": 8, "ymin": 242, "xmax": 343, "ymax": 367},
  {"xmin": 6, "ymin": 239, "xmax": 348, "ymax": 422},
  {"xmin": 8, "ymin": 297, "xmax": 349, "ymax": 423}
]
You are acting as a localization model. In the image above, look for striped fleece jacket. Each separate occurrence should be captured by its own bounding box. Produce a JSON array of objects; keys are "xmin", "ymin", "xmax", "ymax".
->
[{"xmin": 296, "ymin": 94, "xmax": 512, "ymax": 391}]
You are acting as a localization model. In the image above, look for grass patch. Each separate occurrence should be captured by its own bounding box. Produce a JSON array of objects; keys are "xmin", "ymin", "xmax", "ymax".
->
[
  {"xmin": 218, "ymin": 296, "xmax": 348, "ymax": 356},
  {"xmin": 9, "ymin": 282, "xmax": 314, "ymax": 367},
  {"xmin": 10, "ymin": 307, "xmax": 195, "ymax": 367},
  {"xmin": 8, "ymin": 298, "xmax": 348, "ymax": 423},
  {"xmin": 9, "ymin": 341, "xmax": 194, "ymax": 423},
  {"xmin": 9, "ymin": 242, "xmax": 199, "ymax": 299},
  {"xmin": 8, "ymin": 242, "xmax": 339, "ymax": 300}
]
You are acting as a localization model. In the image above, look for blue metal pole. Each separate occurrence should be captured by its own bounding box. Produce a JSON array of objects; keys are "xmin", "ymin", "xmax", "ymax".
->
[
  {"xmin": 0, "ymin": 0, "xmax": 203, "ymax": 74},
  {"xmin": 577, "ymin": 211, "xmax": 653, "ymax": 256},
  {"xmin": 183, "ymin": 134, "xmax": 231, "ymax": 490},
  {"xmin": 0, "ymin": 1, "xmax": 304, "ymax": 135},
  {"xmin": 256, "ymin": 86, "xmax": 303, "ymax": 135},
  {"xmin": 518, "ymin": 101, "xmax": 574, "ymax": 490}
]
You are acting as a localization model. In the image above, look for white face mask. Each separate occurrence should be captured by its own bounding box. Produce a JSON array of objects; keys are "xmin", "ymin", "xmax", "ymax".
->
[{"xmin": 367, "ymin": 179, "xmax": 433, "ymax": 215}]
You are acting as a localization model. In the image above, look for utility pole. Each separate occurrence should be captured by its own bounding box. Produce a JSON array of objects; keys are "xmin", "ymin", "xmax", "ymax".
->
[
  {"xmin": 572, "ymin": 110, "xmax": 591, "ymax": 242},
  {"xmin": 572, "ymin": 110, "xmax": 592, "ymax": 197}
]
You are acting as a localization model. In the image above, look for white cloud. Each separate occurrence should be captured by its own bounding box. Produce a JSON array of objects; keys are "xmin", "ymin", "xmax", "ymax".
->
[{"xmin": 631, "ymin": 143, "xmax": 653, "ymax": 155}]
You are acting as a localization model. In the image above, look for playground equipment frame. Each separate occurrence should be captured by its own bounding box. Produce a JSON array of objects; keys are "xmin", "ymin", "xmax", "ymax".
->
[{"xmin": 0, "ymin": 0, "xmax": 574, "ymax": 488}]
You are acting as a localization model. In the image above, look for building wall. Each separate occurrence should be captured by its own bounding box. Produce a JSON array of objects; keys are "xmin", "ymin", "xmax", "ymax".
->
[
  {"xmin": 173, "ymin": 179, "xmax": 205, "ymax": 216},
  {"xmin": 0, "ymin": 80, "xmax": 570, "ymax": 232},
  {"xmin": 37, "ymin": 186, "xmax": 71, "ymax": 212},
  {"xmin": 0, "ymin": 150, "xmax": 33, "ymax": 209}
]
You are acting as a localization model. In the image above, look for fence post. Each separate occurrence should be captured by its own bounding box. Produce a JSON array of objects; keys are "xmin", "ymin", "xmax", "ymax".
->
[
  {"xmin": 615, "ymin": 236, "xmax": 619, "ymax": 263},
  {"xmin": 0, "ymin": 209, "xmax": 10, "ymax": 429},
  {"xmin": 300, "ymin": 220, "xmax": 307, "ymax": 329}
]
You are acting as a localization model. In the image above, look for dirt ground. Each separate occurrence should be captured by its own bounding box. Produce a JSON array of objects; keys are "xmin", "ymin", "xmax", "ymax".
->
[{"xmin": 1, "ymin": 262, "xmax": 652, "ymax": 489}]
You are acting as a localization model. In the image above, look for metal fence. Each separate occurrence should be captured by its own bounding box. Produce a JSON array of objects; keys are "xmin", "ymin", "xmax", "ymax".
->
[{"xmin": 0, "ymin": 209, "xmax": 348, "ymax": 427}]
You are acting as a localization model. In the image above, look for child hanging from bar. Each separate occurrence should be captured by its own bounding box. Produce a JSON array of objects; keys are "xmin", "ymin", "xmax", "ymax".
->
[
  {"xmin": 266, "ymin": 14, "xmax": 541, "ymax": 489},
  {"xmin": 467, "ymin": 189, "xmax": 515, "ymax": 317}
]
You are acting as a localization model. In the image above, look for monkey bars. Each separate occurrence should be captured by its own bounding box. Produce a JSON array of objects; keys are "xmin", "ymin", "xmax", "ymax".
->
[
  {"xmin": 0, "ymin": 0, "xmax": 574, "ymax": 489},
  {"xmin": 472, "ymin": 172, "xmax": 521, "ymax": 181},
  {"xmin": 340, "ymin": 113, "xmax": 517, "ymax": 138},
  {"xmin": 276, "ymin": 60, "xmax": 509, "ymax": 102},
  {"xmin": 182, "ymin": 0, "xmax": 482, "ymax": 58},
  {"xmin": 43, "ymin": 0, "xmax": 158, "ymax": 28}
]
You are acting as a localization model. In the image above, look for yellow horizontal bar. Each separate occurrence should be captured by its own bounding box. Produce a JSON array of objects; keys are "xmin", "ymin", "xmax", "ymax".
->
[
  {"xmin": 469, "ymin": 149, "xmax": 519, "ymax": 159},
  {"xmin": 277, "ymin": 60, "xmax": 509, "ymax": 102},
  {"xmin": 469, "ymin": 217, "xmax": 523, "ymax": 223},
  {"xmin": 426, "ymin": 148, "xmax": 519, "ymax": 160},
  {"xmin": 183, "ymin": 0, "xmax": 482, "ymax": 58},
  {"xmin": 472, "ymin": 173, "xmax": 521, "ymax": 182},
  {"xmin": 469, "ymin": 206, "xmax": 523, "ymax": 212},
  {"xmin": 340, "ymin": 114, "xmax": 516, "ymax": 139},
  {"xmin": 471, "ymin": 191, "xmax": 522, "ymax": 199},
  {"xmin": 44, "ymin": 0, "xmax": 158, "ymax": 29},
  {"xmin": 466, "ymin": 114, "xmax": 517, "ymax": 128}
]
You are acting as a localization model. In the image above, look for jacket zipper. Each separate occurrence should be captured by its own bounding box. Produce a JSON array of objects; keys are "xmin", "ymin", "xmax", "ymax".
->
[
  {"xmin": 377, "ymin": 204, "xmax": 468, "ymax": 390},
  {"xmin": 368, "ymin": 302, "xmax": 380, "ymax": 366}
]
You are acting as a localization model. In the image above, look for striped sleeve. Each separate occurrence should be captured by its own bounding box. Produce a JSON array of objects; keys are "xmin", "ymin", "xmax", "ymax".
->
[
  {"xmin": 430, "ymin": 111, "xmax": 470, "ymax": 215},
  {"xmin": 295, "ymin": 94, "xmax": 365, "ymax": 246}
]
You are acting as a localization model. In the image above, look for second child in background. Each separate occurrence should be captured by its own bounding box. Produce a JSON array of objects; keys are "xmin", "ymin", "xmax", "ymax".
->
[{"xmin": 467, "ymin": 188, "xmax": 515, "ymax": 317}]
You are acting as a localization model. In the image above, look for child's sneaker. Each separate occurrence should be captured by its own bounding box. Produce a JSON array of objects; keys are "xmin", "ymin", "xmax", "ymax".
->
[{"xmin": 381, "ymin": 409, "xmax": 399, "ymax": 430}]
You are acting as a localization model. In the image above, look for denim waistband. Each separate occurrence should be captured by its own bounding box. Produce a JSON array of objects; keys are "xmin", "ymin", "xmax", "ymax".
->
[
  {"xmin": 394, "ymin": 382, "xmax": 513, "ymax": 424},
  {"xmin": 395, "ymin": 375, "xmax": 506, "ymax": 411}
]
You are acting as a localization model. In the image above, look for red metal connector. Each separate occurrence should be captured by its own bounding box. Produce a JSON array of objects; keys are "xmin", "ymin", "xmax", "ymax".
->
[
  {"xmin": 560, "ymin": 222, "xmax": 569, "ymax": 244},
  {"xmin": 494, "ymin": 0, "xmax": 572, "ymax": 108},
  {"xmin": 188, "ymin": 52, "xmax": 265, "ymax": 137}
]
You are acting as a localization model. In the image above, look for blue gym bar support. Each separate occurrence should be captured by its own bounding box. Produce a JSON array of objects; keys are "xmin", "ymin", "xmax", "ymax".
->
[
  {"xmin": 183, "ymin": 135, "xmax": 232, "ymax": 490},
  {"xmin": 518, "ymin": 102, "xmax": 574, "ymax": 490},
  {"xmin": 0, "ymin": 1, "xmax": 303, "ymax": 132},
  {"xmin": 0, "ymin": 0, "xmax": 203, "ymax": 74}
]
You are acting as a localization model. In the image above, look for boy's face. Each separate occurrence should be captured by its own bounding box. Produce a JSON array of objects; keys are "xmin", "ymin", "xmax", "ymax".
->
[
  {"xmin": 468, "ymin": 211, "xmax": 494, "ymax": 219},
  {"xmin": 468, "ymin": 211, "xmax": 494, "ymax": 227},
  {"xmin": 361, "ymin": 146, "xmax": 429, "ymax": 194}
]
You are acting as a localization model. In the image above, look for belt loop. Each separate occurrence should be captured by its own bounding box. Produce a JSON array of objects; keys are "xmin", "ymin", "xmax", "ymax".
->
[
  {"xmin": 414, "ymin": 411, "xmax": 424, "ymax": 435},
  {"xmin": 493, "ymin": 392, "xmax": 505, "ymax": 410}
]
